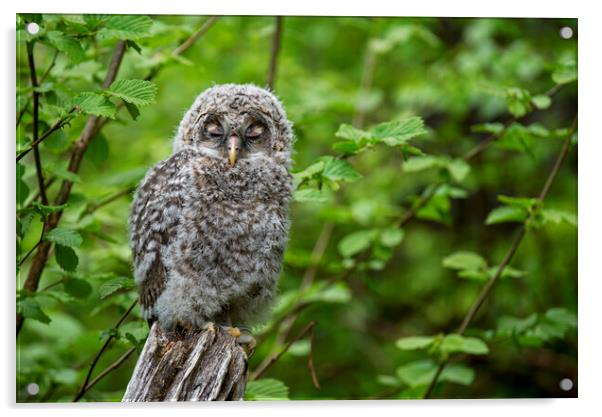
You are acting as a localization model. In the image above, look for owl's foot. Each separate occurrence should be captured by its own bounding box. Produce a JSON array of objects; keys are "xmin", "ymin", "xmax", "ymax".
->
[{"xmin": 223, "ymin": 326, "xmax": 256, "ymax": 357}]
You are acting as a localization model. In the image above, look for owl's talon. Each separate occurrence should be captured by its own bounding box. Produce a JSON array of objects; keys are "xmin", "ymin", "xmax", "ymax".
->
[
  {"xmin": 204, "ymin": 322, "xmax": 216, "ymax": 333},
  {"xmin": 226, "ymin": 326, "xmax": 241, "ymax": 338}
]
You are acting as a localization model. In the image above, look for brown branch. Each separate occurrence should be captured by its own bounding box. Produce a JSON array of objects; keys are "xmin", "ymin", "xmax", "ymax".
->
[
  {"xmin": 266, "ymin": 16, "xmax": 283, "ymax": 90},
  {"xmin": 73, "ymin": 299, "xmax": 138, "ymax": 402},
  {"xmin": 251, "ymin": 321, "xmax": 317, "ymax": 381},
  {"xmin": 423, "ymin": 116, "xmax": 577, "ymax": 399},
  {"xmin": 26, "ymin": 41, "xmax": 48, "ymax": 206},
  {"xmin": 17, "ymin": 41, "xmax": 128, "ymax": 336},
  {"xmin": 16, "ymin": 108, "xmax": 77, "ymax": 162},
  {"xmin": 172, "ymin": 16, "xmax": 219, "ymax": 57},
  {"xmin": 308, "ymin": 322, "xmax": 320, "ymax": 389},
  {"xmin": 75, "ymin": 347, "xmax": 136, "ymax": 401}
]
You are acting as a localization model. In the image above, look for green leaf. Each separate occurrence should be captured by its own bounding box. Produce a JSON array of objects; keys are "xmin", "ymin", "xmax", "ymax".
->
[
  {"xmin": 45, "ymin": 31, "xmax": 85, "ymax": 63},
  {"xmin": 63, "ymin": 278, "xmax": 92, "ymax": 299},
  {"xmin": 98, "ymin": 276, "xmax": 135, "ymax": 299},
  {"xmin": 98, "ymin": 15, "xmax": 153, "ymax": 40},
  {"xmin": 288, "ymin": 339, "xmax": 310, "ymax": 356},
  {"xmin": 402, "ymin": 156, "xmax": 441, "ymax": 173},
  {"xmin": 446, "ymin": 159, "xmax": 471, "ymax": 182},
  {"xmin": 335, "ymin": 124, "xmax": 370, "ymax": 142},
  {"xmin": 552, "ymin": 60, "xmax": 577, "ymax": 85},
  {"xmin": 106, "ymin": 79, "xmax": 158, "ymax": 107},
  {"xmin": 44, "ymin": 227, "xmax": 83, "ymax": 247},
  {"xmin": 338, "ymin": 229, "xmax": 377, "ymax": 258},
  {"xmin": 245, "ymin": 378, "xmax": 289, "ymax": 400},
  {"xmin": 305, "ymin": 282, "xmax": 352, "ymax": 304},
  {"xmin": 124, "ymin": 101, "xmax": 140, "ymax": 120},
  {"xmin": 442, "ymin": 251, "xmax": 487, "ymax": 271},
  {"xmin": 441, "ymin": 334, "xmax": 489, "ymax": 355},
  {"xmin": 485, "ymin": 205, "xmax": 528, "ymax": 225},
  {"xmin": 396, "ymin": 360, "xmax": 438, "ymax": 388},
  {"xmin": 532, "ymin": 95, "xmax": 552, "ymax": 110},
  {"xmin": 396, "ymin": 336, "xmax": 435, "ymax": 350},
  {"xmin": 441, "ymin": 364, "xmax": 475, "ymax": 386},
  {"xmin": 497, "ymin": 195, "xmax": 539, "ymax": 210},
  {"xmin": 72, "ymin": 92, "xmax": 117, "ymax": 118},
  {"xmin": 293, "ymin": 188, "xmax": 331, "ymax": 203},
  {"xmin": 321, "ymin": 157, "xmax": 362, "ymax": 183},
  {"xmin": 545, "ymin": 308, "xmax": 577, "ymax": 328},
  {"xmin": 371, "ymin": 117, "xmax": 427, "ymax": 146},
  {"xmin": 542, "ymin": 209, "xmax": 577, "ymax": 227},
  {"xmin": 55, "ymin": 244, "xmax": 78, "ymax": 271},
  {"xmin": 380, "ymin": 227, "xmax": 404, "ymax": 247},
  {"xmin": 18, "ymin": 297, "xmax": 51, "ymax": 324}
]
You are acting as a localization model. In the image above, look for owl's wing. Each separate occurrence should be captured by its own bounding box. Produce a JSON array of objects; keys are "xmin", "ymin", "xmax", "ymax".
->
[{"xmin": 129, "ymin": 152, "xmax": 191, "ymax": 320}]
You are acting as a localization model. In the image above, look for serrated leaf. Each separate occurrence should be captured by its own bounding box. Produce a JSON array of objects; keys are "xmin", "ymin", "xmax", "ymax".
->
[
  {"xmin": 63, "ymin": 278, "xmax": 92, "ymax": 299},
  {"xmin": 55, "ymin": 244, "xmax": 78, "ymax": 271},
  {"xmin": 106, "ymin": 79, "xmax": 157, "ymax": 106},
  {"xmin": 542, "ymin": 209, "xmax": 577, "ymax": 227},
  {"xmin": 45, "ymin": 31, "xmax": 85, "ymax": 63},
  {"xmin": 338, "ymin": 229, "xmax": 377, "ymax": 258},
  {"xmin": 98, "ymin": 15, "xmax": 153, "ymax": 40},
  {"xmin": 321, "ymin": 157, "xmax": 362, "ymax": 183},
  {"xmin": 18, "ymin": 297, "xmax": 51, "ymax": 324},
  {"xmin": 335, "ymin": 124, "xmax": 370, "ymax": 142},
  {"xmin": 396, "ymin": 336, "xmax": 435, "ymax": 350},
  {"xmin": 45, "ymin": 227, "xmax": 83, "ymax": 247},
  {"xmin": 72, "ymin": 92, "xmax": 116, "ymax": 118},
  {"xmin": 485, "ymin": 205, "xmax": 528, "ymax": 225},
  {"xmin": 245, "ymin": 378, "xmax": 289, "ymax": 400},
  {"xmin": 371, "ymin": 117, "xmax": 427, "ymax": 146},
  {"xmin": 98, "ymin": 276, "xmax": 135, "ymax": 299},
  {"xmin": 442, "ymin": 251, "xmax": 487, "ymax": 271},
  {"xmin": 441, "ymin": 334, "xmax": 489, "ymax": 355}
]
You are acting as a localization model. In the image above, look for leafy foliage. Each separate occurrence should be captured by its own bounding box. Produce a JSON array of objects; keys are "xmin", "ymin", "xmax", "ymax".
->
[{"xmin": 16, "ymin": 14, "xmax": 576, "ymax": 402}]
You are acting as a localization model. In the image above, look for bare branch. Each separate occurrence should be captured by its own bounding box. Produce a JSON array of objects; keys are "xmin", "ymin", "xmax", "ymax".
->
[
  {"xmin": 16, "ymin": 108, "xmax": 77, "ymax": 162},
  {"xmin": 73, "ymin": 299, "xmax": 138, "ymax": 402},
  {"xmin": 266, "ymin": 16, "xmax": 283, "ymax": 90},
  {"xmin": 25, "ymin": 41, "xmax": 48, "ymax": 206},
  {"xmin": 251, "ymin": 321, "xmax": 317, "ymax": 381},
  {"xmin": 75, "ymin": 347, "xmax": 136, "ymax": 401},
  {"xmin": 172, "ymin": 16, "xmax": 219, "ymax": 57}
]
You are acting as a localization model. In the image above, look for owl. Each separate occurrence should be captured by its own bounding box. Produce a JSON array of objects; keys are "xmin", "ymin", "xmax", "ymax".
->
[{"xmin": 128, "ymin": 84, "xmax": 294, "ymax": 336}]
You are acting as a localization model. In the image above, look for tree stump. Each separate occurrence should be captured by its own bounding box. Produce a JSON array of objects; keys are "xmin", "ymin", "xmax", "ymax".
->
[{"xmin": 122, "ymin": 323, "xmax": 248, "ymax": 401}]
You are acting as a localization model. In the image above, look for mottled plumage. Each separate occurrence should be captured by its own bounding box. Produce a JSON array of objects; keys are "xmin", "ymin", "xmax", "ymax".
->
[{"xmin": 129, "ymin": 84, "xmax": 293, "ymax": 331}]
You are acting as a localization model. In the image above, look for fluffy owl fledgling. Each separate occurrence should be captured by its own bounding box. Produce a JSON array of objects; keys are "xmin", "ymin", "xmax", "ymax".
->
[{"xmin": 128, "ymin": 84, "xmax": 293, "ymax": 333}]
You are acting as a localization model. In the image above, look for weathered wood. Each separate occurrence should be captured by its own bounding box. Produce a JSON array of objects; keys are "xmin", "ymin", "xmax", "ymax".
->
[{"xmin": 123, "ymin": 323, "xmax": 248, "ymax": 401}]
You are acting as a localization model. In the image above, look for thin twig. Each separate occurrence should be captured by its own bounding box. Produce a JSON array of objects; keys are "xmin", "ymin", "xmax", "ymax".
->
[
  {"xmin": 75, "ymin": 347, "xmax": 136, "ymax": 401},
  {"xmin": 172, "ymin": 16, "xmax": 219, "ymax": 57},
  {"xmin": 16, "ymin": 108, "xmax": 77, "ymax": 162},
  {"xmin": 26, "ymin": 41, "xmax": 48, "ymax": 206},
  {"xmin": 80, "ymin": 186, "xmax": 135, "ymax": 219},
  {"xmin": 423, "ymin": 116, "xmax": 577, "ymax": 399},
  {"xmin": 17, "ymin": 50, "xmax": 59, "ymax": 127},
  {"xmin": 73, "ymin": 300, "xmax": 138, "ymax": 402},
  {"xmin": 251, "ymin": 321, "xmax": 317, "ymax": 381},
  {"xmin": 308, "ymin": 323, "xmax": 320, "ymax": 389},
  {"xmin": 266, "ymin": 16, "xmax": 283, "ymax": 91}
]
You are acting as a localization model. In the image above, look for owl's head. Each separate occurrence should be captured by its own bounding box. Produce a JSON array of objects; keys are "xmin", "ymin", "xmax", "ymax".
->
[{"xmin": 173, "ymin": 84, "xmax": 293, "ymax": 167}]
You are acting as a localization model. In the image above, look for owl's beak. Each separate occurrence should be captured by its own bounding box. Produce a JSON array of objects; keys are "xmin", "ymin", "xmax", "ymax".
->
[{"xmin": 228, "ymin": 135, "xmax": 241, "ymax": 167}]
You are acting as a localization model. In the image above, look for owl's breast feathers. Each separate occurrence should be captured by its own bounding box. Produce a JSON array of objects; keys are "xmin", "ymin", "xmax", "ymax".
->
[{"xmin": 129, "ymin": 149, "xmax": 292, "ymax": 324}]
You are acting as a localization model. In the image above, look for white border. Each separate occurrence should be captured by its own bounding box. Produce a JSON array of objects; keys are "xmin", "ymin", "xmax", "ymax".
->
[{"xmin": 3, "ymin": 1, "xmax": 601, "ymax": 416}]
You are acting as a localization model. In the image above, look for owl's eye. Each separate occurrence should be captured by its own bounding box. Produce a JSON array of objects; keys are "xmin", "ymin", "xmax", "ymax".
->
[
  {"xmin": 245, "ymin": 123, "xmax": 265, "ymax": 139},
  {"xmin": 205, "ymin": 122, "xmax": 224, "ymax": 139}
]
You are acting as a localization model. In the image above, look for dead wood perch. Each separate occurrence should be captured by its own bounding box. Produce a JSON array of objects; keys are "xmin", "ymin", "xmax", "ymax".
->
[{"xmin": 123, "ymin": 322, "xmax": 248, "ymax": 401}]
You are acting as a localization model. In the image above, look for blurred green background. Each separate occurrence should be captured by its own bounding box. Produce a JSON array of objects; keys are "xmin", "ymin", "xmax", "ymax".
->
[{"xmin": 16, "ymin": 15, "xmax": 577, "ymax": 401}]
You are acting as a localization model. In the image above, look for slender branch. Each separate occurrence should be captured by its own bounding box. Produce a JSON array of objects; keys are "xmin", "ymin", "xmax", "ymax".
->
[
  {"xmin": 26, "ymin": 41, "xmax": 48, "ymax": 206},
  {"xmin": 74, "ymin": 347, "xmax": 136, "ymax": 401},
  {"xmin": 18, "ymin": 227, "xmax": 44, "ymax": 267},
  {"xmin": 17, "ymin": 49, "xmax": 59, "ymax": 127},
  {"xmin": 172, "ymin": 16, "xmax": 219, "ymax": 57},
  {"xmin": 251, "ymin": 321, "xmax": 317, "ymax": 381},
  {"xmin": 16, "ymin": 108, "xmax": 77, "ymax": 162},
  {"xmin": 308, "ymin": 323, "xmax": 320, "ymax": 389},
  {"xmin": 73, "ymin": 299, "xmax": 138, "ymax": 402},
  {"xmin": 423, "ymin": 116, "xmax": 577, "ymax": 399},
  {"xmin": 266, "ymin": 16, "xmax": 283, "ymax": 90},
  {"xmin": 80, "ymin": 186, "xmax": 135, "ymax": 219}
]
